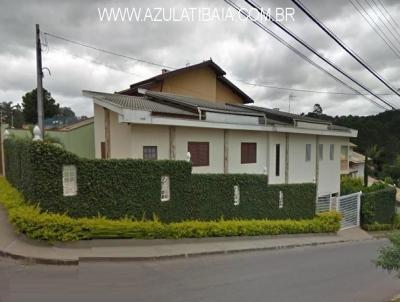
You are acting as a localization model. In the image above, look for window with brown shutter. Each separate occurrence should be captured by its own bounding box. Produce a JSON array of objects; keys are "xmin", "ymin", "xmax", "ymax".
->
[
  {"xmin": 188, "ymin": 142, "xmax": 209, "ymax": 166},
  {"xmin": 241, "ymin": 143, "xmax": 257, "ymax": 164}
]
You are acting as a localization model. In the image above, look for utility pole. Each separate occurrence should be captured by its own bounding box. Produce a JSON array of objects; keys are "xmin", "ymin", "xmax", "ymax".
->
[{"xmin": 36, "ymin": 24, "xmax": 44, "ymax": 139}]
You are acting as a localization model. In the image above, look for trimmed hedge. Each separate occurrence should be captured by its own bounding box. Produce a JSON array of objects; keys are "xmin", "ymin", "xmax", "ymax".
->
[
  {"xmin": 0, "ymin": 177, "xmax": 341, "ymax": 241},
  {"xmin": 361, "ymin": 186, "xmax": 397, "ymax": 226},
  {"xmin": 190, "ymin": 174, "xmax": 316, "ymax": 220},
  {"xmin": 4, "ymin": 139, "xmax": 316, "ymax": 222}
]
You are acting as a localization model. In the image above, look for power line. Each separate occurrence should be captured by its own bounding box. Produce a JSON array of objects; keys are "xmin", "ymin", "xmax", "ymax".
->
[
  {"xmin": 44, "ymin": 29, "xmax": 393, "ymax": 106},
  {"xmin": 290, "ymin": 0, "xmax": 400, "ymax": 99},
  {"xmin": 349, "ymin": 0, "xmax": 400, "ymax": 59},
  {"xmin": 370, "ymin": 0, "xmax": 400, "ymax": 41},
  {"xmin": 43, "ymin": 32, "xmax": 176, "ymax": 70},
  {"xmin": 224, "ymin": 0, "xmax": 388, "ymax": 110},
  {"xmin": 364, "ymin": 0, "xmax": 400, "ymax": 46},
  {"xmin": 377, "ymin": 0, "xmax": 400, "ymax": 31},
  {"xmin": 244, "ymin": 0, "xmax": 398, "ymax": 110}
]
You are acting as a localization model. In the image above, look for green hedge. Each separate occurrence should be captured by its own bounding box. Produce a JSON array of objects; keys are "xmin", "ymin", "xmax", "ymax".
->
[
  {"xmin": 4, "ymin": 139, "xmax": 316, "ymax": 222},
  {"xmin": 0, "ymin": 177, "xmax": 340, "ymax": 241},
  {"xmin": 190, "ymin": 174, "xmax": 316, "ymax": 220},
  {"xmin": 361, "ymin": 187, "xmax": 397, "ymax": 226}
]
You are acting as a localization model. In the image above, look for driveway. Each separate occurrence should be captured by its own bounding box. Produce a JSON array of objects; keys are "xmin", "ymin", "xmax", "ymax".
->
[{"xmin": 0, "ymin": 240, "xmax": 399, "ymax": 302}]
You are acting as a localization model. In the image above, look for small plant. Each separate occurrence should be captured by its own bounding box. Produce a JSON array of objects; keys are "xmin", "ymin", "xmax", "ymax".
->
[{"xmin": 376, "ymin": 231, "xmax": 400, "ymax": 277}]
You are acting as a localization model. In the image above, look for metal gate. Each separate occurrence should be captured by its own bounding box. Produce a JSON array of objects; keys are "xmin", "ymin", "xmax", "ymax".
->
[
  {"xmin": 317, "ymin": 192, "xmax": 361, "ymax": 230},
  {"xmin": 337, "ymin": 192, "xmax": 361, "ymax": 230}
]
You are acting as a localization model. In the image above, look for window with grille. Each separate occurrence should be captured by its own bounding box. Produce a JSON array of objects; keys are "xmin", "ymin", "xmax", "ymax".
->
[
  {"xmin": 329, "ymin": 144, "xmax": 335, "ymax": 160},
  {"xmin": 161, "ymin": 176, "xmax": 170, "ymax": 202},
  {"xmin": 318, "ymin": 144, "xmax": 324, "ymax": 160},
  {"xmin": 305, "ymin": 144, "xmax": 311, "ymax": 162},
  {"xmin": 241, "ymin": 143, "xmax": 257, "ymax": 164},
  {"xmin": 143, "ymin": 146, "xmax": 158, "ymax": 160},
  {"xmin": 62, "ymin": 165, "xmax": 77, "ymax": 196},
  {"xmin": 188, "ymin": 142, "xmax": 209, "ymax": 166}
]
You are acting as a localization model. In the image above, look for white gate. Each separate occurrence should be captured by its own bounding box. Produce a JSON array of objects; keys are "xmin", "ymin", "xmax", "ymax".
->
[
  {"xmin": 316, "ymin": 192, "xmax": 361, "ymax": 230},
  {"xmin": 337, "ymin": 192, "xmax": 361, "ymax": 230}
]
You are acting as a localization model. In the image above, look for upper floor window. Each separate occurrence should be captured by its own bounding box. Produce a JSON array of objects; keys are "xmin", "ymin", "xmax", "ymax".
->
[
  {"xmin": 143, "ymin": 146, "xmax": 158, "ymax": 160},
  {"xmin": 305, "ymin": 144, "xmax": 311, "ymax": 162},
  {"xmin": 241, "ymin": 142, "xmax": 257, "ymax": 164},
  {"xmin": 329, "ymin": 144, "xmax": 335, "ymax": 161},
  {"xmin": 318, "ymin": 144, "xmax": 324, "ymax": 160},
  {"xmin": 188, "ymin": 142, "xmax": 209, "ymax": 166}
]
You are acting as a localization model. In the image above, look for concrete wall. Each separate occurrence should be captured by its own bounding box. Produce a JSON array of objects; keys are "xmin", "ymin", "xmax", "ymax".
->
[
  {"xmin": 94, "ymin": 108, "xmax": 350, "ymax": 196},
  {"xmin": 94, "ymin": 104, "xmax": 105, "ymax": 158},
  {"xmin": 175, "ymin": 126, "xmax": 224, "ymax": 173},
  {"xmin": 227, "ymin": 130, "xmax": 267, "ymax": 174},
  {"xmin": 288, "ymin": 134, "xmax": 317, "ymax": 184},
  {"xmin": 7, "ymin": 124, "xmax": 95, "ymax": 159},
  {"xmin": 318, "ymin": 136, "xmax": 348, "ymax": 195},
  {"xmin": 131, "ymin": 124, "xmax": 170, "ymax": 160}
]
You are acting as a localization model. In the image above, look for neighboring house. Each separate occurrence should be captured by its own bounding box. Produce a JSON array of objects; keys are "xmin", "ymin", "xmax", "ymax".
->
[
  {"xmin": 5, "ymin": 118, "xmax": 95, "ymax": 159},
  {"xmin": 84, "ymin": 60, "xmax": 357, "ymax": 197},
  {"xmin": 340, "ymin": 142, "xmax": 367, "ymax": 178}
]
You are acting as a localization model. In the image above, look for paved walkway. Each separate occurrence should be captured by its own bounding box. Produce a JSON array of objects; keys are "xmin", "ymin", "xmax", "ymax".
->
[{"xmin": 0, "ymin": 207, "xmax": 373, "ymax": 265}]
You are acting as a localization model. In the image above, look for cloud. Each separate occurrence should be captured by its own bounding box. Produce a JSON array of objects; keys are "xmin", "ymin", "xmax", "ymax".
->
[{"xmin": 0, "ymin": 0, "xmax": 399, "ymax": 117}]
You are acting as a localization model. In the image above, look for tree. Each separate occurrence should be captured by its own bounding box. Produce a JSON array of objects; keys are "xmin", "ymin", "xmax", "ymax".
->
[
  {"xmin": 313, "ymin": 103, "xmax": 323, "ymax": 115},
  {"xmin": 22, "ymin": 88, "xmax": 60, "ymax": 124},
  {"xmin": 0, "ymin": 102, "xmax": 24, "ymax": 128},
  {"xmin": 58, "ymin": 107, "xmax": 76, "ymax": 119},
  {"xmin": 376, "ymin": 232, "xmax": 400, "ymax": 278}
]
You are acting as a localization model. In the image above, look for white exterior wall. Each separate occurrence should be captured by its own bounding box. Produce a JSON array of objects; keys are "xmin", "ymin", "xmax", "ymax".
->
[
  {"xmin": 268, "ymin": 132, "xmax": 286, "ymax": 184},
  {"xmin": 227, "ymin": 130, "xmax": 267, "ymax": 174},
  {"xmin": 109, "ymin": 111, "xmax": 132, "ymax": 159},
  {"xmin": 175, "ymin": 127, "xmax": 224, "ymax": 173},
  {"xmin": 94, "ymin": 104, "xmax": 105, "ymax": 159},
  {"xmin": 288, "ymin": 134, "xmax": 317, "ymax": 184},
  {"xmin": 318, "ymin": 136, "xmax": 349, "ymax": 195},
  {"xmin": 93, "ymin": 104, "xmax": 350, "ymax": 196},
  {"xmin": 130, "ymin": 124, "xmax": 170, "ymax": 159}
]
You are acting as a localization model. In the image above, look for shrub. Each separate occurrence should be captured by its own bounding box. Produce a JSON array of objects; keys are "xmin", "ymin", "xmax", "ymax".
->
[
  {"xmin": 4, "ymin": 139, "xmax": 316, "ymax": 222},
  {"xmin": 376, "ymin": 231, "xmax": 400, "ymax": 277},
  {"xmin": 361, "ymin": 187, "xmax": 397, "ymax": 226},
  {"xmin": 0, "ymin": 177, "xmax": 340, "ymax": 241}
]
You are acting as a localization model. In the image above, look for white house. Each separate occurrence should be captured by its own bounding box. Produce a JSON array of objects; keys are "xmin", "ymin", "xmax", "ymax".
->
[
  {"xmin": 83, "ymin": 60, "xmax": 357, "ymax": 197},
  {"xmin": 341, "ymin": 142, "xmax": 367, "ymax": 179}
]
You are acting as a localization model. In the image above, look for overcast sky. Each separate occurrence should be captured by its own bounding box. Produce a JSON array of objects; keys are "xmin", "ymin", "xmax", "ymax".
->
[{"xmin": 1, "ymin": 0, "xmax": 399, "ymax": 117}]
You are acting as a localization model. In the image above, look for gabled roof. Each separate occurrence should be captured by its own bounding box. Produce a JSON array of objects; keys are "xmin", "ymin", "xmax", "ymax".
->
[{"xmin": 119, "ymin": 59, "xmax": 254, "ymax": 104}]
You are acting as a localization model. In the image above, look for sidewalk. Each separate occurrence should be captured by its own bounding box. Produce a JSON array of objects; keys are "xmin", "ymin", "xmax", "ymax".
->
[{"xmin": 0, "ymin": 207, "xmax": 373, "ymax": 265}]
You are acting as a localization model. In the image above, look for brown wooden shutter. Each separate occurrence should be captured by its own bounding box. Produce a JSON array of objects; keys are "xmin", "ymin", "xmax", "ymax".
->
[
  {"xmin": 241, "ymin": 143, "xmax": 257, "ymax": 164},
  {"xmin": 188, "ymin": 142, "xmax": 209, "ymax": 166}
]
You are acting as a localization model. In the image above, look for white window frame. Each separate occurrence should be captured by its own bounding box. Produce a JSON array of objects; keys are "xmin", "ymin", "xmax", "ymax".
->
[
  {"xmin": 161, "ymin": 176, "xmax": 170, "ymax": 202},
  {"xmin": 62, "ymin": 165, "xmax": 77, "ymax": 196}
]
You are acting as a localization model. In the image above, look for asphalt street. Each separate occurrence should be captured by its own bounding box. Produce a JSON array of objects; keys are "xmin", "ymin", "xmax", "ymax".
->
[{"xmin": 0, "ymin": 239, "xmax": 399, "ymax": 302}]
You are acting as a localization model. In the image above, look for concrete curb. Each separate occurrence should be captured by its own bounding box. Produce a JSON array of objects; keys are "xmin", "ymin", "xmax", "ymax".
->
[{"xmin": 0, "ymin": 238, "xmax": 367, "ymax": 265}]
